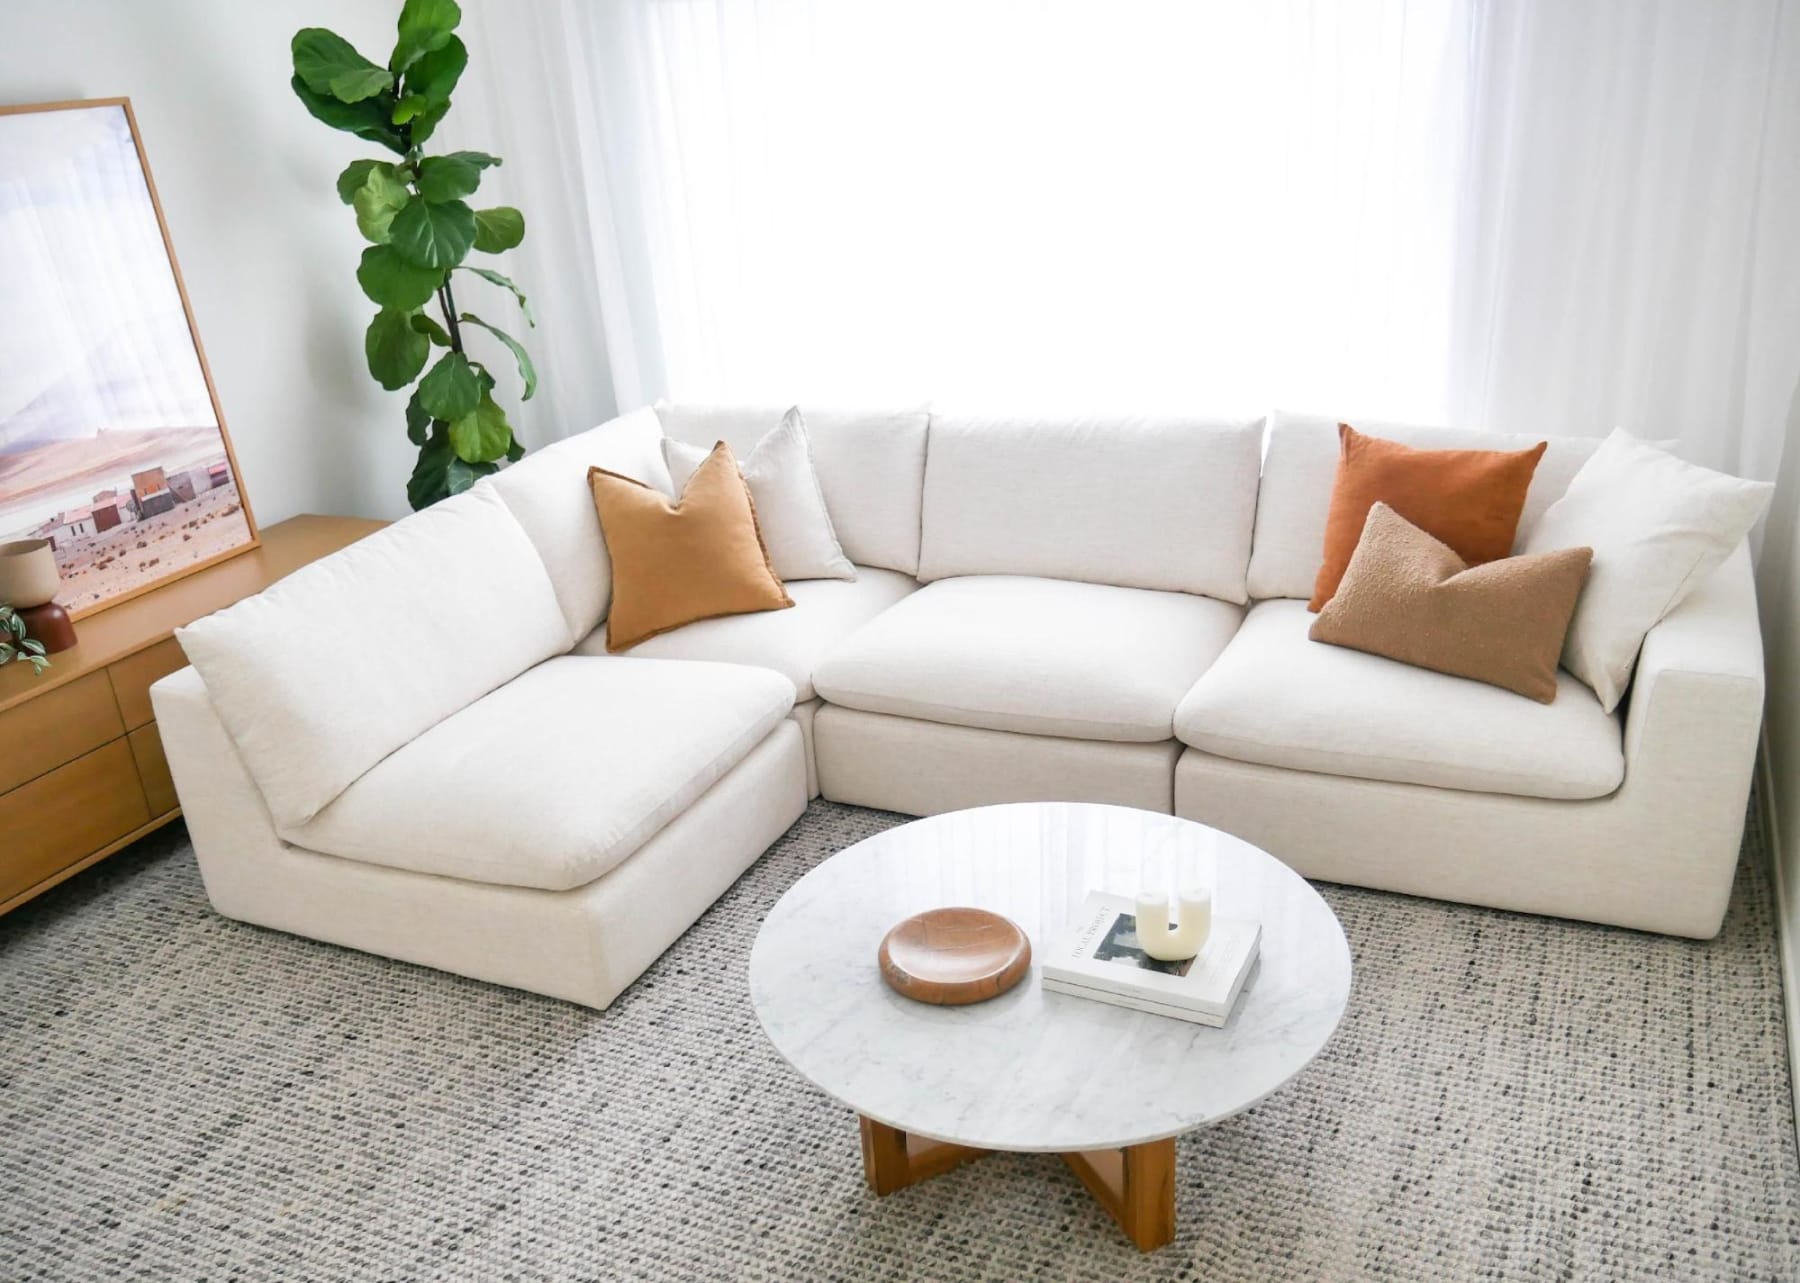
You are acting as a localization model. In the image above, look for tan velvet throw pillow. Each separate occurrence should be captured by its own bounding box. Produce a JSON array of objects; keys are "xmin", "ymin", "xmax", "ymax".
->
[
  {"xmin": 1310, "ymin": 423, "xmax": 1548, "ymax": 611},
  {"xmin": 1309, "ymin": 503, "xmax": 1592, "ymax": 703},
  {"xmin": 588, "ymin": 441, "xmax": 793, "ymax": 652}
]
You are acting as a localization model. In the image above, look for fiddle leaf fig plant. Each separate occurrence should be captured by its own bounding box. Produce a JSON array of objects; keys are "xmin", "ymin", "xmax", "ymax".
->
[
  {"xmin": 292, "ymin": 0, "xmax": 537, "ymax": 510},
  {"xmin": 0, "ymin": 606, "xmax": 49, "ymax": 676}
]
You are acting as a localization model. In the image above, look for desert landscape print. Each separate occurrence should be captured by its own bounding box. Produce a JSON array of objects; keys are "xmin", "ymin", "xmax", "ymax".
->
[{"xmin": 0, "ymin": 101, "xmax": 252, "ymax": 615}]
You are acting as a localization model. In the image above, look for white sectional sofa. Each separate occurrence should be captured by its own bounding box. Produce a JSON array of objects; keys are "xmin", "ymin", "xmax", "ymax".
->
[{"xmin": 152, "ymin": 405, "xmax": 1767, "ymax": 1009}]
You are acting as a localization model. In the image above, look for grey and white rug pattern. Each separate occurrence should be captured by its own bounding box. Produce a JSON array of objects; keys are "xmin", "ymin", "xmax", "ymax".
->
[{"xmin": 2, "ymin": 802, "xmax": 1797, "ymax": 1281}]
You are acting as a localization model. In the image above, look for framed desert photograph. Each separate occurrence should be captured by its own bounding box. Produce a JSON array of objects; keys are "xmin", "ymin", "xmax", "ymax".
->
[{"xmin": 0, "ymin": 97, "xmax": 256, "ymax": 619}]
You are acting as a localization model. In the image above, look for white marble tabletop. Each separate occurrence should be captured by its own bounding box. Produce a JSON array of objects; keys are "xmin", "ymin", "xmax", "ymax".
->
[{"xmin": 748, "ymin": 802, "xmax": 1352, "ymax": 1153}]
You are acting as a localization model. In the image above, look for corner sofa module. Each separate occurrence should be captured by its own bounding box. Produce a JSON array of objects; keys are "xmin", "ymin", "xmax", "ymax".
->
[{"xmin": 154, "ymin": 429, "xmax": 808, "ymax": 1010}]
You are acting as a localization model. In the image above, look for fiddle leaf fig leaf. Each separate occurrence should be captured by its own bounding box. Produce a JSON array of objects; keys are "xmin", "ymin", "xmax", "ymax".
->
[
  {"xmin": 456, "ymin": 265, "xmax": 534, "ymax": 325},
  {"xmin": 352, "ymin": 165, "xmax": 411, "ymax": 243},
  {"xmin": 471, "ymin": 206, "xmax": 525, "ymax": 253},
  {"xmin": 292, "ymin": 75, "xmax": 406, "ymax": 154},
  {"xmin": 459, "ymin": 313, "xmax": 536, "ymax": 399},
  {"xmin": 405, "ymin": 389, "xmax": 431, "ymax": 445},
  {"xmin": 392, "ymin": 0, "xmax": 462, "ymax": 75},
  {"xmin": 448, "ymin": 390, "xmax": 513, "ymax": 464},
  {"xmin": 405, "ymin": 35, "xmax": 467, "ymax": 106},
  {"xmin": 391, "ymin": 93, "xmax": 429, "ymax": 125},
  {"xmin": 411, "ymin": 312, "xmax": 451, "ymax": 346},
  {"xmin": 389, "ymin": 197, "xmax": 475, "ymax": 269},
  {"xmin": 356, "ymin": 245, "xmax": 443, "ymax": 310},
  {"xmin": 365, "ymin": 308, "xmax": 430, "ymax": 390},
  {"xmin": 416, "ymin": 351, "xmax": 481, "ymax": 422},
  {"xmin": 336, "ymin": 159, "xmax": 395, "ymax": 205},
  {"xmin": 293, "ymin": 28, "xmax": 394, "ymax": 102},
  {"xmin": 416, "ymin": 151, "xmax": 499, "ymax": 203}
]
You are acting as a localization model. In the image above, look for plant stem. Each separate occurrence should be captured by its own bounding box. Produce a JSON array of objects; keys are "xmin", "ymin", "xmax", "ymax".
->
[{"xmin": 437, "ymin": 278, "xmax": 464, "ymax": 353}]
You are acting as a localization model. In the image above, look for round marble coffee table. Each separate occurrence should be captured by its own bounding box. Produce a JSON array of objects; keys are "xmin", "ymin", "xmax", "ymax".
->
[{"xmin": 748, "ymin": 802, "xmax": 1352, "ymax": 1251}]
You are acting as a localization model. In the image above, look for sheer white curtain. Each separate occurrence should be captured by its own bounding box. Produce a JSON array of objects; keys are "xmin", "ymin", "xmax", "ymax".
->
[{"xmin": 473, "ymin": 0, "xmax": 1800, "ymax": 482}]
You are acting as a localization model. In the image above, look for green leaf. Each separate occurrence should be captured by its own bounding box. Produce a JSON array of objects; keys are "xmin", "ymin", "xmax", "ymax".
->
[
  {"xmin": 459, "ymin": 313, "xmax": 537, "ymax": 399},
  {"xmin": 449, "ymin": 390, "xmax": 514, "ymax": 463},
  {"xmin": 506, "ymin": 436, "xmax": 527, "ymax": 464},
  {"xmin": 417, "ymin": 351, "xmax": 481, "ymax": 421},
  {"xmin": 471, "ymin": 207, "xmax": 525, "ymax": 253},
  {"xmin": 406, "ymin": 425, "xmax": 453, "ymax": 508},
  {"xmin": 456, "ymin": 265, "xmax": 534, "ymax": 325},
  {"xmin": 389, "ymin": 198, "xmax": 475, "ymax": 269},
  {"xmin": 291, "ymin": 75, "xmax": 406, "ymax": 154},
  {"xmin": 392, "ymin": 0, "xmax": 462, "ymax": 75},
  {"xmin": 411, "ymin": 313, "xmax": 452, "ymax": 346},
  {"xmin": 336, "ymin": 159, "xmax": 394, "ymax": 204},
  {"xmin": 352, "ymin": 165, "xmax": 411, "ymax": 244},
  {"xmin": 410, "ymin": 102, "xmax": 448, "ymax": 147},
  {"xmin": 415, "ymin": 151, "xmax": 500, "ymax": 203},
  {"xmin": 405, "ymin": 390, "xmax": 431, "ymax": 445},
  {"xmin": 357, "ymin": 245, "xmax": 443, "ymax": 310},
  {"xmin": 391, "ymin": 94, "xmax": 428, "ymax": 124},
  {"xmin": 405, "ymin": 35, "xmax": 467, "ymax": 106},
  {"xmin": 365, "ymin": 308, "xmax": 431, "ymax": 390},
  {"xmin": 293, "ymin": 28, "xmax": 394, "ymax": 102},
  {"xmin": 448, "ymin": 457, "xmax": 495, "ymax": 493}
]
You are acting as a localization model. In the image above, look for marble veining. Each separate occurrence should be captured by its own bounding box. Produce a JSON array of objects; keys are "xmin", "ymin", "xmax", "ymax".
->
[{"xmin": 748, "ymin": 802, "xmax": 1353, "ymax": 1153}]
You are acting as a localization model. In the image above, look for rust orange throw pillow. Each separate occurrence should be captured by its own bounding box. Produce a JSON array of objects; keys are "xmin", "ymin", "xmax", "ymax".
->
[
  {"xmin": 588, "ymin": 441, "xmax": 792, "ymax": 652},
  {"xmin": 1309, "ymin": 423, "xmax": 1547, "ymax": 611}
]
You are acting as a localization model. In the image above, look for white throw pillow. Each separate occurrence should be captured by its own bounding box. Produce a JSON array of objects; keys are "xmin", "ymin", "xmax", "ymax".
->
[
  {"xmin": 1519, "ymin": 430, "xmax": 1772, "ymax": 712},
  {"xmin": 662, "ymin": 407, "xmax": 855, "ymax": 582}
]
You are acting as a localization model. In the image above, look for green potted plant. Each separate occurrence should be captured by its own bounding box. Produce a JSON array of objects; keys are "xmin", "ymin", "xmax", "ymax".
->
[
  {"xmin": 0, "ymin": 606, "xmax": 50, "ymax": 676},
  {"xmin": 291, "ymin": 0, "xmax": 537, "ymax": 509}
]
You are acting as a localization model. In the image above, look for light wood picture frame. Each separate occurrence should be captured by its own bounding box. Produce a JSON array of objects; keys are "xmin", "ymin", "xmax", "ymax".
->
[{"xmin": 0, "ymin": 96, "xmax": 258, "ymax": 620}]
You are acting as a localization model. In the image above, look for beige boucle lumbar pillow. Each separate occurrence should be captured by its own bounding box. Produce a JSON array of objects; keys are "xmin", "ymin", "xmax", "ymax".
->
[{"xmin": 1309, "ymin": 502, "xmax": 1592, "ymax": 703}]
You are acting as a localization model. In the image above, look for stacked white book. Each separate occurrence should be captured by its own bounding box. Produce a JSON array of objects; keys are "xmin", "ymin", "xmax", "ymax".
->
[{"xmin": 1041, "ymin": 891, "xmax": 1260, "ymax": 1027}]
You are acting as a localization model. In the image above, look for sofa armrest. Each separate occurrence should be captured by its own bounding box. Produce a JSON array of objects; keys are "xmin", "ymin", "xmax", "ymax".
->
[
  {"xmin": 1627, "ymin": 536, "xmax": 1764, "ymax": 806},
  {"xmin": 1623, "ymin": 541, "xmax": 1765, "ymax": 761}
]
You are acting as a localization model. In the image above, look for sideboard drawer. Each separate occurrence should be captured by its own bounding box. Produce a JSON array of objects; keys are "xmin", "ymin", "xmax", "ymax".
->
[
  {"xmin": 129, "ymin": 724, "xmax": 179, "ymax": 817},
  {"xmin": 109, "ymin": 637, "xmax": 188, "ymax": 730},
  {"xmin": 0, "ymin": 741, "xmax": 151, "ymax": 905},
  {"xmin": 0, "ymin": 671, "xmax": 125, "ymax": 795}
]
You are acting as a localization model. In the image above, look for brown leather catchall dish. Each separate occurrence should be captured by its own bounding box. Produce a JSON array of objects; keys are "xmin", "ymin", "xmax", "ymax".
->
[{"xmin": 878, "ymin": 908, "xmax": 1032, "ymax": 1005}]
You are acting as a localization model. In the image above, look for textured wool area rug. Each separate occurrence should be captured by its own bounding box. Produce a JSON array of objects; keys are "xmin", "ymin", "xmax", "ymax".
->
[{"xmin": 2, "ymin": 803, "xmax": 1797, "ymax": 1282}]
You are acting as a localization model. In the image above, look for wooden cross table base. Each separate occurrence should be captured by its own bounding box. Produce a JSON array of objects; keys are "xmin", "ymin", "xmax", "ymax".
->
[{"xmin": 858, "ymin": 1115, "xmax": 1177, "ymax": 1252}]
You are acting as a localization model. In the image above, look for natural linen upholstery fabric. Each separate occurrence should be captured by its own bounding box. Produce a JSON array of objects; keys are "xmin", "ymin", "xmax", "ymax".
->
[
  {"xmin": 655, "ymin": 403, "xmax": 929, "ymax": 575},
  {"xmin": 814, "ymin": 575, "xmax": 1242, "ymax": 742},
  {"xmin": 662, "ymin": 407, "xmax": 855, "ymax": 581},
  {"xmin": 1249, "ymin": 411, "xmax": 1612, "ymax": 602},
  {"xmin": 589, "ymin": 441, "xmax": 792, "ymax": 652},
  {"xmin": 918, "ymin": 413, "xmax": 1263, "ymax": 602},
  {"xmin": 289, "ymin": 656, "xmax": 795, "ymax": 892},
  {"xmin": 175, "ymin": 486, "xmax": 568, "ymax": 830},
  {"xmin": 485, "ymin": 406, "xmax": 671, "ymax": 646},
  {"xmin": 1310, "ymin": 503, "xmax": 1592, "ymax": 703},
  {"xmin": 1310, "ymin": 423, "xmax": 1546, "ymax": 610},
  {"xmin": 1519, "ymin": 430, "xmax": 1775, "ymax": 713},
  {"xmin": 1176, "ymin": 599, "xmax": 1623, "ymax": 800},
  {"xmin": 576, "ymin": 566, "xmax": 917, "ymax": 702}
]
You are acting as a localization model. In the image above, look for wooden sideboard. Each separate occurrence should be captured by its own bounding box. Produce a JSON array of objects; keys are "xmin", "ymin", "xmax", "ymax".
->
[{"xmin": 0, "ymin": 514, "xmax": 383, "ymax": 916}]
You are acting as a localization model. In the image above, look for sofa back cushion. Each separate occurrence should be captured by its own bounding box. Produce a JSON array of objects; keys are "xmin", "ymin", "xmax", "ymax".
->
[
  {"xmin": 917, "ymin": 414, "xmax": 1263, "ymax": 602},
  {"xmin": 176, "ymin": 486, "xmax": 568, "ymax": 830},
  {"xmin": 1247, "ymin": 410, "xmax": 1612, "ymax": 601},
  {"xmin": 485, "ymin": 407, "xmax": 670, "ymax": 644},
  {"xmin": 655, "ymin": 403, "xmax": 929, "ymax": 575}
]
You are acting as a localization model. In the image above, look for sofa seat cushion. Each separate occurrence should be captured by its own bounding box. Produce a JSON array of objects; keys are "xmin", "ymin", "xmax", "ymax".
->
[
  {"xmin": 813, "ymin": 576, "xmax": 1242, "ymax": 742},
  {"xmin": 1174, "ymin": 600, "xmax": 1623, "ymax": 800},
  {"xmin": 574, "ymin": 566, "xmax": 918, "ymax": 701},
  {"xmin": 288, "ymin": 656, "xmax": 796, "ymax": 892}
]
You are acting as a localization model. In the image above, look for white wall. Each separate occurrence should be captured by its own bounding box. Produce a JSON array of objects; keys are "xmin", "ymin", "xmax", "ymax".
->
[
  {"xmin": 1757, "ymin": 383, "xmax": 1800, "ymax": 1118},
  {"xmin": 0, "ymin": 1, "xmax": 436, "ymax": 522}
]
